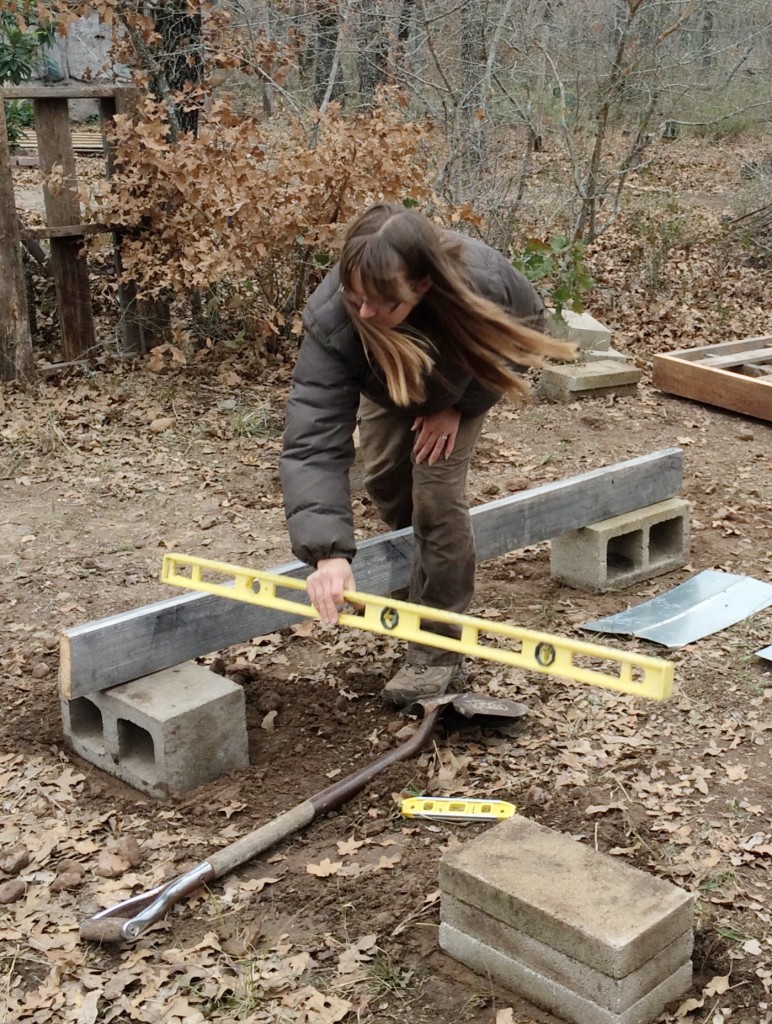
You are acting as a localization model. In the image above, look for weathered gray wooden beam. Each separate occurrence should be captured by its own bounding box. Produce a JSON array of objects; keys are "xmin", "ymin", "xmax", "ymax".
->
[{"xmin": 60, "ymin": 448, "xmax": 683, "ymax": 699}]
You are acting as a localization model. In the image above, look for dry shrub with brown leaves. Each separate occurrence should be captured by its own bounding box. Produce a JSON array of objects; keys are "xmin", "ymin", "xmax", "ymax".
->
[{"xmin": 94, "ymin": 92, "xmax": 430, "ymax": 342}]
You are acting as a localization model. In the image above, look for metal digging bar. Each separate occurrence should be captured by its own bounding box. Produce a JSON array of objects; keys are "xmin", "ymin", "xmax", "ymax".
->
[{"xmin": 79, "ymin": 693, "xmax": 526, "ymax": 944}]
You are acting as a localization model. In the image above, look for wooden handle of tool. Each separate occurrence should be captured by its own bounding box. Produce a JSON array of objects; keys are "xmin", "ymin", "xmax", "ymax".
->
[
  {"xmin": 207, "ymin": 801, "xmax": 316, "ymax": 877},
  {"xmin": 79, "ymin": 918, "xmax": 130, "ymax": 943}
]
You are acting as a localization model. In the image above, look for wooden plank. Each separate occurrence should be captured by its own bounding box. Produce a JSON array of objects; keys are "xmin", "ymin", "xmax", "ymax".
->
[
  {"xmin": 34, "ymin": 98, "xmax": 96, "ymax": 361},
  {"xmin": 21, "ymin": 223, "xmax": 112, "ymax": 239},
  {"xmin": 60, "ymin": 449, "xmax": 683, "ymax": 698},
  {"xmin": 653, "ymin": 350, "xmax": 772, "ymax": 423},
  {"xmin": 701, "ymin": 347, "xmax": 772, "ymax": 369},
  {"xmin": 660, "ymin": 336, "xmax": 772, "ymax": 363},
  {"xmin": 15, "ymin": 129, "xmax": 104, "ymax": 153},
  {"xmin": 1, "ymin": 85, "xmax": 135, "ymax": 100}
]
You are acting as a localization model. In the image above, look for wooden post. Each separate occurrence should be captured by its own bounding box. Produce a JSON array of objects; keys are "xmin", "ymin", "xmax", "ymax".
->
[
  {"xmin": 99, "ymin": 88, "xmax": 171, "ymax": 353},
  {"xmin": 34, "ymin": 95, "xmax": 96, "ymax": 361},
  {"xmin": 0, "ymin": 100, "xmax": 34, "ymax": 381},
  {"xmin": 99, "ymin": 92, "xmax": 144, "ymax": 354}
]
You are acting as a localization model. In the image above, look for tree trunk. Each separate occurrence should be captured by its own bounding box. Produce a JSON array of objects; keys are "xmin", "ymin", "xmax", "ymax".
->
[
  {"xmin": 0, "ymin": 101, "xmax": 35, "ymax": 381},
  {"xmin": 148, "ymin": 1, "xmax": 204, "ymax": 136},
  {"xmin": 701, "ymin": 1, "xmax": 715, "ymax": 70},
  {"xmin": 356, "ymin": 0, "xmax": 388, "ymax": 107},
  {"xmin": 313, "ymin": 2, "xmax": 345, "ymax": 108},
  {"xmin": 460, "ymin": 0, "xmax": 486, "ymax": 174}
]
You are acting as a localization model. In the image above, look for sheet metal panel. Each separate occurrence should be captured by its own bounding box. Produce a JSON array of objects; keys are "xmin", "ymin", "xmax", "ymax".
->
[{"xmin": 583, "ymin": 571, "xmax": 772, "ymax": 648}]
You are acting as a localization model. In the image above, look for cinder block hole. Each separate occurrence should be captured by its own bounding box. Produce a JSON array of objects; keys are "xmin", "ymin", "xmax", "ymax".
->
[
  {"xmin": 69, "ymin": 697, "xmax": 103, "ymax": 740},
  {"xmin": 117, "ymin": 718, "xmax": 156, "ymax": 776},
  {"xmin": 649, "ymin": 516, "xmax": 684, "ymax": 566},
  {"xmin": 606, "ymin": 529, "xmax": 643, "ymax": 579}
]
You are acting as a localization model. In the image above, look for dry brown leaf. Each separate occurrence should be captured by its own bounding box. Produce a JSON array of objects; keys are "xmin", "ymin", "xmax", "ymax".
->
[
  {"xmin": 336, "ymin": 837, "xmax": 365, "ymax": 856},
  {"xmin": 241, "ymin": 876, "xmax": 281, "ymax": 893},
  {"xmin": 370, "ymin": 852, "xmax": 402, "ymax": 873},
  {"xmin": 306, "ymin": 858, "xmax": 343, "ymax": 877}
]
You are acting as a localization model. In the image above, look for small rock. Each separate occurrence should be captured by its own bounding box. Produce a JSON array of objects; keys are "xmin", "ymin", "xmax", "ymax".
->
[
  {"xmin": 504, "ymin": 475, "xmax": 529, "ymax": 492},
  {"xmin": 55, "ymin": 859, "xmax": 85, "ymax": 878},
  {"xmin": 30, "ymin": 662, "xmax": 50, "ymax": 680},
  {"xmin": 115, "ymin": 837, "xmax": 145, "ymax": 868},
  {"xmin": 94, "ymin": 851, "xmax": 130, "ymax": 878},
  {"xmin": 50, "ymin": 871, "xmax": 83, "ymax": 893},
  {"xmin": 261, "ymin": 710, "xmax": 278, "ymax": 732},
  {"xmin": 525, "ymin": 784, "xmax": 551, "ymax": 808},
  {"xmin": 361, "ymin": 819, "xmax": 388, "ymax": 837},
  {"xmin": 255, "ymin": 690, "xmax": 282, "ymax": 714},
  {"xmin": 0, "ymin": 879, "xmax": 26, "ymax": 904},
  {"xmin": 392, "ymin": 723, "xmax": 418, "ymax": 743},
  {"xmin": 149, "ymin": 417, "xmax": 175, "ymax": 433},
  {"xmin": 737, "ymin": 429, "xmax": 754, "ymax": 441},
  {"xmin": 0, "ymin": 845, "xmax": 30, "ymax": 875}
]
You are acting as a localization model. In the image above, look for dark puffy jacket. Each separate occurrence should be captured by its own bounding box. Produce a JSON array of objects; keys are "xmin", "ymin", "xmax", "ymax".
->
[{"xmin": 280, "ymin": 233, "xmax": 544, "ymax": 568}]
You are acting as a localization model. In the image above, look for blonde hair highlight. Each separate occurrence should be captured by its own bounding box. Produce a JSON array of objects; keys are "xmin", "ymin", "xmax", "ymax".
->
[{"xmin": 340, "ymin": 204, "xmax": 575, "ymax": 407}]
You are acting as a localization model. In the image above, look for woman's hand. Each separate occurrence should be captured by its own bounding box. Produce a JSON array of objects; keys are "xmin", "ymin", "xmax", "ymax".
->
[
  {"xmin": 307, "ymin": 557, "xmax": 356, "ymax": 624},
  {"xmin": 412, "ymin": 408, "xmax": 461, "ymax": 465}
]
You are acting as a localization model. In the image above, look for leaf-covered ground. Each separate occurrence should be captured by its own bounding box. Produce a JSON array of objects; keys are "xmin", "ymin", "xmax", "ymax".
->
[{"xmin": 1, "ymin": 134, "xmax": 772, "ymax": 1024}]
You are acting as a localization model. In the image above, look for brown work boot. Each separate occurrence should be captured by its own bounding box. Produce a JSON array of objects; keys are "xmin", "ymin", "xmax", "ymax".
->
[{"xmin": 381, "ymin": 662, "xmax": 465, "ymax": 708}]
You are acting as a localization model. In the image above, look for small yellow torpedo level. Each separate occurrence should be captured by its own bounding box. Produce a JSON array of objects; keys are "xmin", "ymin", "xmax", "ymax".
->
[
  {"xmin": 401, "ymin": 797, "xmax": 517, "ymax": 822},
  {"xmin": 161, "ymin": 553, "xmax": 674, "ymax": 701}
]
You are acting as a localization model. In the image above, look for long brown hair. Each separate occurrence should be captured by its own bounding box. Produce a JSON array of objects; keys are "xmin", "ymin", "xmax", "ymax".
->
[{"xmin": 339, "ymin": 203, "xmax": 575, "ymax": 406}]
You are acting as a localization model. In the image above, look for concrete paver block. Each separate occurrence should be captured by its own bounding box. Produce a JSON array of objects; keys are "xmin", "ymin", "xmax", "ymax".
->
[
  {"xmin": 440, "ymin": 924, "xmax": 692, "ymax": 1024},
  {"xmin": 538, "ymin": 360, "xmax": 642, "ymax": 401},
  {"xmin": 550, "ymin": 497, "xmax": 690, "ymax": 592},
  {"xmin": 582, "ymin": 346, "xmax": 628, "ymax": 363},
  {"xmin": 548, "ymin": 309, "xmax": 613, "ymax": 350},
  {"xmin": 438, "ymin": 817, "xmax": 693, "ymax": 977},
  {"xmin": 61, "ymin": 662, "xmax": 248, "ymax": 798},
  {"xmin": 442, "ymin": 894, "xmax": 692, "ymax": 1012}
]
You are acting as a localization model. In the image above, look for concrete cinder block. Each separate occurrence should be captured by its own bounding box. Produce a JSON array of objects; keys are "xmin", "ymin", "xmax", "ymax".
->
[
  {"xmin": 548, "ymin": 309, "xmax": 613, "ymax": 350},
  {"xmin": 441, "ymin": 894, "xmax": 693, "ymax": 1012},
  {"xmin": 538, "ymin": 360, "xmax": 642, "ymax": 401},
  {"xmin": 550, "ymin": 497, "xmax": 690, "ymax": 592},
  {"xmin": 438, "ymin": 817, "xmax": 693, "ymax": 978},
  {"xmin": 61, "ymin": 663, "xmax": 248, "ymax": 798},
  {"xmin": 440, "ymin": 924, "xmax": 692, "ymax": 1024}
]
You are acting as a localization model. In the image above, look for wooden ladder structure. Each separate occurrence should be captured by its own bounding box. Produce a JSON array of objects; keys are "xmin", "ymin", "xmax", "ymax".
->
[{"xmin": 0, "ymin": 84, "xmax": 150, "ymax": 373}]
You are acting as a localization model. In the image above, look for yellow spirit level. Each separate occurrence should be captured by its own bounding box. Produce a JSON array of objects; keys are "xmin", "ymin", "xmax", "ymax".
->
[
  {"xmin": 401, "ymin": 797, "xmax": 517, "ymax": 821},
  {"xmin": 161, "ymin": 553, "xmax": 674, "ymax": 701}
]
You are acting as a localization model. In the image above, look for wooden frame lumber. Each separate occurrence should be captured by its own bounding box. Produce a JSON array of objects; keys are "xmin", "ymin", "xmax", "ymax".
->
[
  {"xmin": 653, "ymin": 337, "xmax": 772, "ymax": 423},
  {"xmin": 60, "ymin": 448, "xmax": 683, "ymax": 699}
]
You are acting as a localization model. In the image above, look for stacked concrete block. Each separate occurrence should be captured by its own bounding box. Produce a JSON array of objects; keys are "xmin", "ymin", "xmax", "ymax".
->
[
  {"xmin": 548, "ymin": 309, "xmax": 613, "ymax": 352},
  {"xmin": 550, "ymin": 497, "xmax": 690, "ymax": 592},
  {"xmin": 538, "ymin": 360, "xmax": 642, "ymax": 401},
  {"xmin": 439, "ymin": 817, "xmax": 693, "ymax": 1024},
  {"xmin": 582, "ymin": 346, "xmax": 628, "ymax": 363},
  {"xmin": 61, "ymin": 663, "xmax": 249, "ymax": 798}
]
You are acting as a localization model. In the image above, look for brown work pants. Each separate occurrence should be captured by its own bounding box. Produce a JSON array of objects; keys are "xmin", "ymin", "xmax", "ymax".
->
[{"xmin": 358, "ymin": 396, "xmax": 487, "ymax": 666}]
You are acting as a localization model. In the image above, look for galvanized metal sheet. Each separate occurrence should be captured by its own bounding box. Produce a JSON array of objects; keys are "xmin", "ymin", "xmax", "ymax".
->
[
  {"xmin": 757, "ymin": 645, "xmax": 772, "ymax": 663},
  {"xmin": 582, "ymin": 570, "xmax": 772, "ymax": 648}
]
